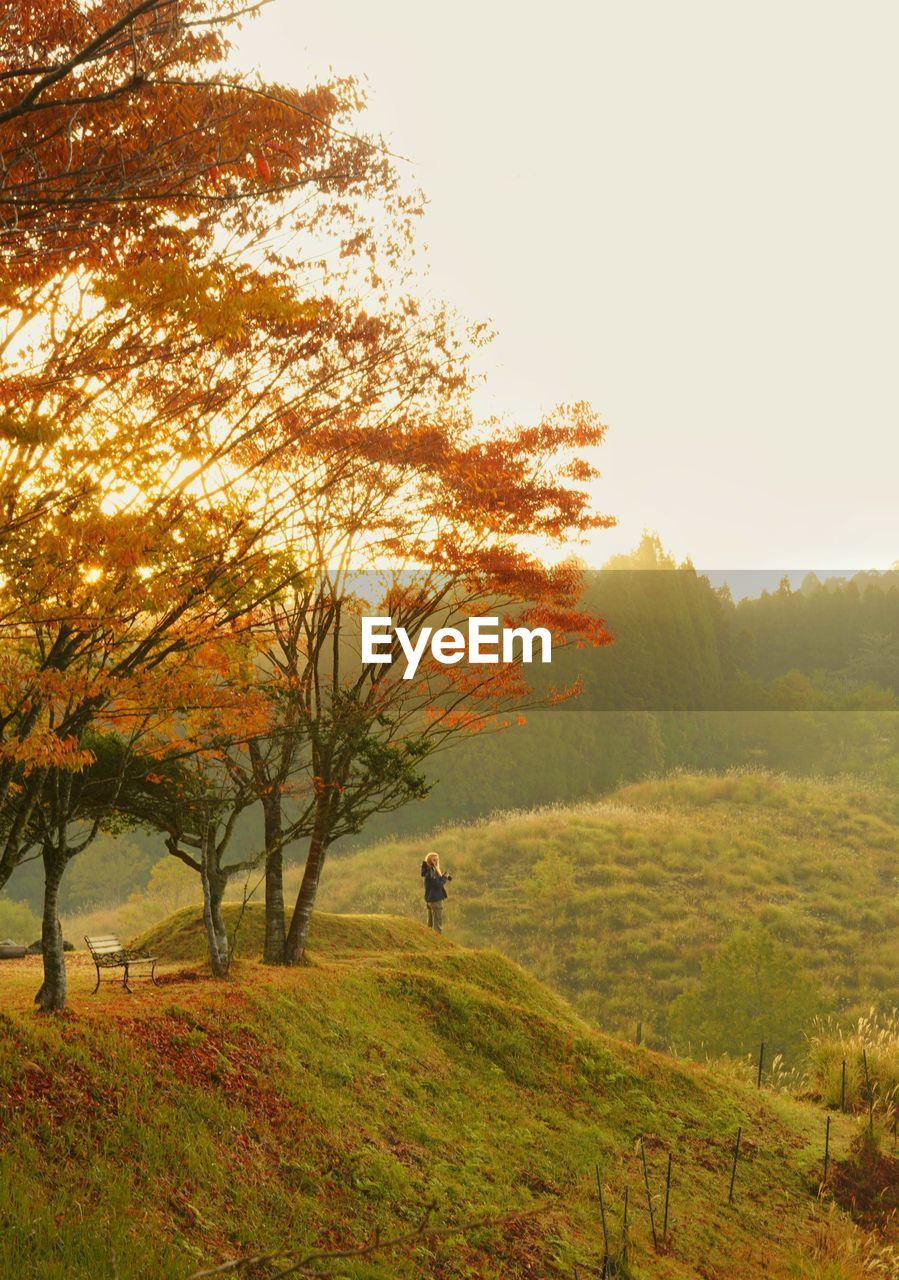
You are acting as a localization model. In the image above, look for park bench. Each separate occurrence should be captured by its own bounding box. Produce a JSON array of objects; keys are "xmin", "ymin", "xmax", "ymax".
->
[{"xmin": 85, "ymin": 935, "xmax": 160, "ymax": 994}]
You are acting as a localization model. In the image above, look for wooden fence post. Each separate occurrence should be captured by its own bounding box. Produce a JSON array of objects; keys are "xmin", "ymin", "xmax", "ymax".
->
[
  {"xmin": 728, "ymin": 1127, "xmax": 742, "ymax": 1204},
  {"xmin": 639, "ymin": 1136, "xmax": 659, "ymax": 1250}
]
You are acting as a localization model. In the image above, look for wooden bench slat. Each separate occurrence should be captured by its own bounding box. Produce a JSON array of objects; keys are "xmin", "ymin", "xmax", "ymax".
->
[
  {"xmin": 85, "ymin": 934, "xmax": 160, "ymax": 994},
  {"xmin": 86, "ymin": 939, "xmax": 157, "ymax": 959}
]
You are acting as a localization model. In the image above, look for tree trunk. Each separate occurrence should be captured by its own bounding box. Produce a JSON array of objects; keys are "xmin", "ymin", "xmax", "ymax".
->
[
  {"xmin": 262, "ymin": 796, "xmax": 285, "ymax": 964},
  {"xmin": 201, "ymin": 856, "xmax": 230, "ymax": 979},
  {"xmin": 34, "ymin": 846, "xmax": 67, "ymax": 1012},
  {"xmin": 0, "ymin": 765, "xmax": 48, "ymax": 894},
  {"xmin": 284, "ymin": 827, "xmax": 329, "ymax": 965}
]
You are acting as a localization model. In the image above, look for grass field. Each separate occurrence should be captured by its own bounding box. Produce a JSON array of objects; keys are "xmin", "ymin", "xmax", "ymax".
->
[
  {"xmin": 316, "ymin": 771, "xmax": 899, "ymax": 1048},
  {"xmin": 0, "ymin": 909, "xmax": 895, "ymax": 1279}
]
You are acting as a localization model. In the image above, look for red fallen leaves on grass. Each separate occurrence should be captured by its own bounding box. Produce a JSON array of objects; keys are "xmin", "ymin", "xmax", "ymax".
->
[
  {"xmin": 110, "ymin": 1003, "xmax": 313, "ymax": 1141},
  {"xmin": 830, "ymin": 1131, "xmax": 899, "ymax": 1238},
  {"xmin": 155, "ymin": 969, "xmax": 204, "ymax": 986},
  {"xmin": 2, "ymin": 1056, "xmax": 125, "ymax": 1125},
  {"xmin": 114, "ymin": 1010, "xmax": 269, "ymax": 1098},
  {"xmin": 1, "ymin": 991, "xmax": 328, "ymax": 1174},
  {"xmin": 448, "ymin": 1212, "xmax": 550, "ymax": 1277},
  {"xmin": 292, "ymin": 1212, "xmax": 552, "ymax": 1278}
]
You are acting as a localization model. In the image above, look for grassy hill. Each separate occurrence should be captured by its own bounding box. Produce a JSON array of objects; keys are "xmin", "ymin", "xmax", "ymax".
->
[
  {"xmin": 0, "ymin": 909, "xmax": 893, "ymax": 1279},
  {"xmin": 316, "ymin": 772, "xmax": 899, "ymax": 1048}
]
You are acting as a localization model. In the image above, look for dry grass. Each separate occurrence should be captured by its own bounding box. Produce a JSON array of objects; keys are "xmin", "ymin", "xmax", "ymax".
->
[
  {"xmin": 317, "ymin": 770, "xmax": 899, "ymax": 1046},
  {"xmin": 808, "ymin": 1009, "xmax": 899, "ymax": 1117}
]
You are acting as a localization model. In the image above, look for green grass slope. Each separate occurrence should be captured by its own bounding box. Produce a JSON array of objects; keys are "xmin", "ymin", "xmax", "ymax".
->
[
  {"xmin": 0, "ymin": 911, "xmax": 889, "ymax": 1279},
  {"xmin": 316, "ymin": 771, "xmax": 899, "ymax": 1044},
  {"xmin": 133, "ymin": 903, "xmax": 446, "ymax": 963}
]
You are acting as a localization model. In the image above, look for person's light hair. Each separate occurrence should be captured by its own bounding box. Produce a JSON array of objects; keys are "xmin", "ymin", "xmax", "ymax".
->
[{"xmin": 425, "ymin": 851, "xmax": 441, "ymax": 871}]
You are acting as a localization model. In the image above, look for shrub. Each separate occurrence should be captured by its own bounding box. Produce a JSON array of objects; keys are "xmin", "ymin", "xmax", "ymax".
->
[
  {"xmin": 668, "ymin": 923, "xmax": 825, "ymax": 1058},
  {"xmin": 0, "ymin": 896, "xmax": 40, "ymax": 943}
]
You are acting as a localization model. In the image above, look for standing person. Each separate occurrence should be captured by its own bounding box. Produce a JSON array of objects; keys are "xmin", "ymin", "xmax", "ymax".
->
[{"xmin": 421, "ymin": 851, "xmax": 452, "ymax": 933}]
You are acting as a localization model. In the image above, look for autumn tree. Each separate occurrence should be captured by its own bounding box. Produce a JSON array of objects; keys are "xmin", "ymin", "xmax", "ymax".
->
[
  {"xmin": 113, "ymin": 746, "xmax": 266, "ymax": 979},
  {"xmin": 1, "ymin": 0, "xmax": 413, "ymax": 556},
  {"xmin": 0, "ymin": 256, "xmax": 471, "ymax": 1004},
  {"xmin": 0, "ymin": 1, "xmax": 616, "ymax": 997},
  {"xmin": 247, "ymin": 586, "xmax": 437, "ymax": 965},
  {"xmin": 0, "ymin": 0, "xmax": 470, "ymax": 1008},
  {"xmin": 238, "ymin": 403, "xmax": 616, "ymax": 965},
  {"xmin": 116, "ymin": 393, "xmax": 614, "ymax": 975},
  {"xmin": 2, "ymin": 1, "xmax": 401, "ymax": 283},
  {"xmin": 8, "ymin": 731, "xmax": 142, "ymax": 1009}
]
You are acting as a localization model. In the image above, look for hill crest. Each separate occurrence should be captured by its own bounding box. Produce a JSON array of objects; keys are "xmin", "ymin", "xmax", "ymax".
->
[{"xmin": 0, "ymin": 905, "xmax": 888, "ymax": 1279}]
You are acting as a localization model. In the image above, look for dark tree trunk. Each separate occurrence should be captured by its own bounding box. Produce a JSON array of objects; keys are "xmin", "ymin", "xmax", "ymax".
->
[
  {"xmin": 201, "ymin": 854, "xmax": 230, "ymax": 979},
  {"xmin": 262, "ymin": 796, "xmax": 285, "ymax": 964},
  {"xmin": 34, "ymin": 846, "xmax": 67, "ymax": 1012},
  {"xmin": 284, "ymin": 821, "xmax": 329, "ymax": 965},
  {"xmin": 0, "ymin": 765, "xmax": 47, "ymax": 894}
]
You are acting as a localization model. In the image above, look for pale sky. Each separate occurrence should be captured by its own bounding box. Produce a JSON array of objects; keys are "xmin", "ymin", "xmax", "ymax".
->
[{"xmin": 236, "ymin": 1, "xmax": 899, "ymax": 570}]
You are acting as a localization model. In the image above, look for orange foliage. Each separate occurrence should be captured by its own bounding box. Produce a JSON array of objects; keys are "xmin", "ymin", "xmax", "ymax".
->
[{"xmin": 0, "ymin": 2, "xmax": 618, "ymax": 928}]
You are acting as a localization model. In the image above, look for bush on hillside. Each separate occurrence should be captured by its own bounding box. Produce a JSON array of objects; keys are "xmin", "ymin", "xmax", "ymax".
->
[
  {"xmin": 668, "ymin": 923, "xmax": 825, "ymax": 1058},
  {"xmin": 0, "ymin": 896, "xmax": 40, "ymax": 944}
]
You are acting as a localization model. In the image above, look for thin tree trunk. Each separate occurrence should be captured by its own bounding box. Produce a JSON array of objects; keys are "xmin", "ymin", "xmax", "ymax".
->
[
  {"xmin": 262, "ymin": 796, "xmax": 285, "ymax": 964},
  {"xmin": 34, "ymin": 846, "xmax": 67, "ymax": 1012},
  {"xmin": 201, "ymin": 855, "xmax": 229, "ymax": 979},
  {"xmin": 284, "ymin": 824, "xmax": 329, "ymax": 965},
  {"xmin": 0, "ymin": 766, "xmax": 47, "ymax": 893}
]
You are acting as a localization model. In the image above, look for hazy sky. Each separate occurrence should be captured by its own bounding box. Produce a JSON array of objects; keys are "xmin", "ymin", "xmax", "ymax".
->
[{"xmin": 236, "ymin": 2, "xmax": 898, "ymax": 570}]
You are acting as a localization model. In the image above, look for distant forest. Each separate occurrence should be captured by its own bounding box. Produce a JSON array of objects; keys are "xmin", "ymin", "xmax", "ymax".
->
[{"xmin": 351, "ymin": 533, "xmax": 899, "ymax": 843}]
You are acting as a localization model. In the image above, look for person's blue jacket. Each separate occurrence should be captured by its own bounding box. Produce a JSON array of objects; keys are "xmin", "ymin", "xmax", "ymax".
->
[{"xmin": 421, "ymin": 861, "xmax": 452, "ymax": 902}]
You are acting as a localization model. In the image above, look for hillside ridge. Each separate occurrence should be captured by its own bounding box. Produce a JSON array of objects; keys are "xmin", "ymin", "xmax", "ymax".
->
[
  {"xmin": 317, "ymin": 771, "xmax": 899, "ymax": 1048},
  {"xmin": 0, "ymin": 908, "xmax": 887, "ymax": 1279}
]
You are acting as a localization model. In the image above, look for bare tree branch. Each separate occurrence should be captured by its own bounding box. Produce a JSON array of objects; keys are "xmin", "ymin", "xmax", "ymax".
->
[{"xmin": 186, "ymin": 1205, "xmax": 550, "ymax": 1279}]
